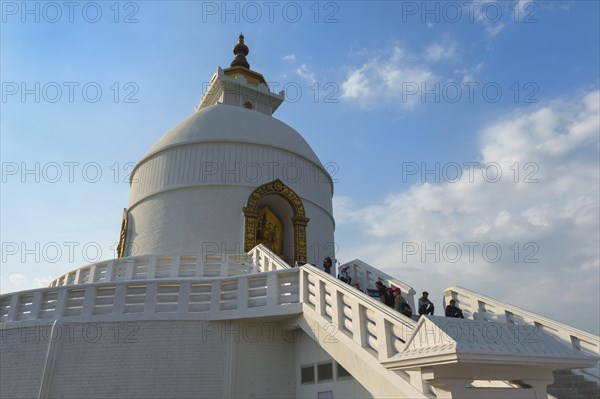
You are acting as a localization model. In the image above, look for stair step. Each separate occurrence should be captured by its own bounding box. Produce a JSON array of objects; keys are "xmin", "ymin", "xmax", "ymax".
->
[
  {"xmin": 548, "ymin": 370, "xmax": 600, "ymax": 399},
  {"xmin": 547, "ymin": 370, "xmax": 600, "ymax": 399}
]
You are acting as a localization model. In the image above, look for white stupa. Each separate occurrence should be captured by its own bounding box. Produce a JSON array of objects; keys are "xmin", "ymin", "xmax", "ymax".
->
[
  {"xmin": 121, "ymin": 34, "xmax": 334, "ymax": 266},
  {"xmin": 1, "ymin": 36, "xmax": 598, "ymax": 399}
]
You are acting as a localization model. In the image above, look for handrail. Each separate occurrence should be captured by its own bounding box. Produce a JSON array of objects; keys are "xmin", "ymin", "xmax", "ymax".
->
[
  {"xmin": 298, "ymin": 265, "xmax": 429, "ymax": 398},
  {"xmin": 341, "ymin": 259, "xmax": 417, "ymax": 313},
  {"xmin": 45, "ymin": 252, "xmax": 254, "ymax": 288},
  {"xmin": 247, "ymin": 244, "xmax": 291, "ymax": 272},
  {"xmin": 0, "ymin": 269, "xmax": 300, "ymax": 324},
  {"xmin": 300, "ymin": 264, "xmax": 417, "ymax": 359},
  {"xmin": 445, "ymin": 285, "xmax": 600, "ymax": 384}
]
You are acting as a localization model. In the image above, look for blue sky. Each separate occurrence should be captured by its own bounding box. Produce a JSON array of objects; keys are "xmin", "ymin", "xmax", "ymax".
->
[{"xmin": 1, "ymin": 1, "xmax": 599, "ymax": 334}]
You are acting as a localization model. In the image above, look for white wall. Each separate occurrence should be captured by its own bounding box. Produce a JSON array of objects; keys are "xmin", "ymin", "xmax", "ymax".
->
[
  {"xmin": 0, "ymin": 325, "xmax": 47, "ymax": 399},
  {"xmin": 0, "ymin": 319, "xmax": 300, "ymax": 399},
  {"xmin": 126, "ymin": 142, "xmax": 335, "ymax": 264},
  {"xmin": 294, "ymin": 329, "xmax": 372, "ymax": 399}
]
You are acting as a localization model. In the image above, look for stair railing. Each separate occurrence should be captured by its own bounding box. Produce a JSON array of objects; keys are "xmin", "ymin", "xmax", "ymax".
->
[{"xmin": 444, "ymin": 285, "xmax": 600, "ymax": 384}]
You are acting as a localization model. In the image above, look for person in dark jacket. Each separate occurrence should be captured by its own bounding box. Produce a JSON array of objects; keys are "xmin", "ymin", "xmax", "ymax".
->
[
  {"xmin": 418, "ymin": 291, "xmax": 435, "ymax": 315},
  {"xmin": 445, "ymin": 299, "xmax": 464, "ymax": 318},
  {"xmin": 375, "ymin": 281, "xmax": 389, "ymax": 305},
  {"xmin": 322, "ymin": 257, "xmax": 332, "ymax": 275}
]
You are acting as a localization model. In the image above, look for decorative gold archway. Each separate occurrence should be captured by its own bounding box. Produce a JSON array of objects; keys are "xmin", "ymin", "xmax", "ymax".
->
[{"xmin": 243, "ymin": 179, "xmax": 309, "ymax": 262}]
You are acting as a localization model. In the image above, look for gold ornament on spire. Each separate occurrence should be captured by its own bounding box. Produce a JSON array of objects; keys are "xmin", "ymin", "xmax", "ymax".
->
[
  {"xmin": 222, "ymin": 34, "xmax": 268, "ymax": 88},
  {"xmin": 230, "ymin": 33, "xmax": 250, "ymax": 69}
]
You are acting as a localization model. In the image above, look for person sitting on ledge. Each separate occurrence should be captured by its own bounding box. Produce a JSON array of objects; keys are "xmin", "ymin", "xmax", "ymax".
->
[
  {"xmin": 337, "ymin": 265, "xmax": 351, "ymax": 284},
  {"xmin": 445, "ymin": 299, "xmax": 464, "ymax": 318},
  {"xmin": 418, "ymin": 291, "xmax": 435, "ymax": 316}
]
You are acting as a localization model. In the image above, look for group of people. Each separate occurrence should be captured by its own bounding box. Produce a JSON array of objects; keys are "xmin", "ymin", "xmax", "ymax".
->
[
  {"xmin": 374, "ymin": 282, "xmax": 464, "ymax": 319},
  {"xmin": 321, "ymin": 258, "xmax": 464, "ymax": 319},
  {"xmin": 323, "ymin": 256, "xmax": 354, "ymax": 286},
  {"xmin": 417, "ymin": 291, "xmax": 464, "ymax": 318}
]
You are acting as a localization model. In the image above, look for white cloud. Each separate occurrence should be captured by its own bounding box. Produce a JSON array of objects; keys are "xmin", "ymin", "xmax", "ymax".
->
[
  {"xmin": 2, "ymin": 273, "xmax": 51, "ymax": 293},
  {"xmin": 426, "ymin": 42, "xmax": 457, "ymax": 62},
  {"xmin": 341, "ymin": 46, "xmax": 437, "ymax": 109},
  {"xmin": 455, "ymin": 62, "xmax": 484, "ymax": 83},
  {"xmin": 335, "ymin": 90, "xmax": 600, "ymax": 333},
  {"xmin": 473, "ymin": 1, "xmax": 506, "ymax": 36},
  {"xmin": 283, "ymin": 54, "xmax": 296, "ymax": 61},
  {"xmin": 341, "ymin": 66, "xmax": 372, "ymax": 99},
  {"xmin": 296, "ymin": 64, "xmax": 317, "ymax": 84}
]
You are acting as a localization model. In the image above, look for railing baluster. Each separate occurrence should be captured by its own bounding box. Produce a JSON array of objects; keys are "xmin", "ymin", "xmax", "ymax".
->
[
  {"xmin": 144, "ymin": 283, "xmax": 157, "ymax": 313},
  {"xmin": 352, "ymin": 302, "xmax": 367, "ymax": 347},
  {"xmin": 54, "ymin": 289, "xmax": 67, "ymax": 318},
  {"xmin": 178, "ymin": 282, "xmax": 190, "ymax": 313},
  {"xmin": 7, "ymin": 295, "xmax": 19, "ymax": 322},
  {"xmin": 29, "ymin": 291, "xmax": 43, "ymax": 320},
  {"xmin": 147, "ymin": 256, "xmax": 157, "ymax": 279},
  {"xmin": 331, "ymin": 290, "xmax": 343, "ymax": 334},
  {"xmin": 88, "ymin": 264, "xmax": 97, "ymax": 284},
  {"xmin": 196, "ymin": 256, "xmax": 204, "ymax": 278},
  {"xmin": 376, "ymin": 314, "xmax": 393, "ymax": 361},
  {"xmin": 266, "ymin": 273, "xmax": 277, "ymax": 306},
  {"xmin": 112, "ymin": 284, "xmax": 126, "ymax": 315},
  {"xmin": 210, "ymin": 281, "xmax": 221, "ymax": 313},
  {"xmin": 237, "ymin": 276, "xmax": 248, "ymax": 309},
  {"xmin": 106, "ymin": 260, "xmax": 115, "ymax": 282},
  {"xmin": 124, "ymin": 259, "xmax": 135, "ymax": 281},
  {"xmin": 316, "ymin": 280, "xmax": 326, "ymax": 317},
  {"xmin": 170, "ymin": 256, "xmax": 181, "ymax": 278},
  {"xmin": 220, "ymin": 258, "xmax": 229, "ymax": 277},
  {"xmin": 81, "ymin": 286, "xmax": 96, "ymax": 316},
  {"xmin": 74, "ymin": 268, "xmax": 82, "ymax": 285}
]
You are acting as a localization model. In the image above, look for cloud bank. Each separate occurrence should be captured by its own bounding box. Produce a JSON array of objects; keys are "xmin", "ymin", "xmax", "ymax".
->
[{"xmin": 335, "ymin": 90, "xmax": 600, "ymax": 333}]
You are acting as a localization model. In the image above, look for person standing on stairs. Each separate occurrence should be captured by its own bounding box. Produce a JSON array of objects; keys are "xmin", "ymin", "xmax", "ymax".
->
[{"xmin": 322, "ymin": 257, "xmax": 333, "ymax": 275}]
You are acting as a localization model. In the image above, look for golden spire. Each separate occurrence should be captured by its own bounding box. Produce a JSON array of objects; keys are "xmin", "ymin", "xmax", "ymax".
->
[{"xmin": 230, "ymin": 33, "xmax": 250, "ymax": 69}]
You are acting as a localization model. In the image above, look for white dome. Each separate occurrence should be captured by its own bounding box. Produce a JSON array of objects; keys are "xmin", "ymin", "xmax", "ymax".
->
[
  {"xmin": 142, "ymin": 104, "xmax": 322, "ymax": 167},
  {"xmin": 125, "ymin": 102, "xmax": 335, "ymax": 259}
]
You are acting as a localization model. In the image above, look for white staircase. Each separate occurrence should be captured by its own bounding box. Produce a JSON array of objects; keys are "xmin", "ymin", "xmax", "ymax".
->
[{"xmin": 247, "ymin": 246, "xmax": 598, "ymax": 398}]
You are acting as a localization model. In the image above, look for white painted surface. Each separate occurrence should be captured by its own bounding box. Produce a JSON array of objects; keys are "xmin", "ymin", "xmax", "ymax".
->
[
  {"xmin": 125, "ymin": 104, "xmax": 335, "ymax": 263},
  {"xmin": 294, "ymin": 329, "xmax": 372, "ymax": 399},
  {"xmin": 0, "ymin": 320, "xmax": 297, "ymax": 399},
  {"xmin": 197, "ymin": 67, "xmax": 285, "ymax": 116},
  {"xmin": 139, "ymin": 104, "xmax": 325, "ymax": 170},
  {"xmin": 2, "ymin": 248, "xmax": 599, "ymax": 398}
]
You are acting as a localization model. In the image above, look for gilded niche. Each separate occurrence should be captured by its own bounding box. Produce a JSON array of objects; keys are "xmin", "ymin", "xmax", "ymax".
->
[
  {"xmin": 243, "ymin": 179, "xmax": 309, "ymax": 263},
  {"xmin": 255, "ymin": 206, "xmax": 283, "ymax": 255}
]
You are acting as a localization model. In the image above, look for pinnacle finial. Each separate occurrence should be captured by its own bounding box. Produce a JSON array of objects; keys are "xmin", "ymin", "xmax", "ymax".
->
[{"xmin": 231, "ymin": 33, "xmax": 250, "ymax": 69}]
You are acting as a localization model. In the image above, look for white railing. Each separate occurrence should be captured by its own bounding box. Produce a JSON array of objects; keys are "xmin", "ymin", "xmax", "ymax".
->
[
  {"xmin": 247, "ymin": 244, "xmax": 291, "ymax": 272},
  {"xmin": 1, "ymin": 269, "xmax": 300, "ymax": 324},
  {"xmin": 301, "ymin": 265, "xmax": 417, "ymax": 360},
  {"xmin": 248, "ymin": 248, "xmax": 420, "ymax": 360},
  {"xmin": 341, "ymin": 259, "xmax": 416, "ymax": 312},
  {"xmin": 444, "ymin": 286, "xmax": 600, "ymax": 384},
  {"xmin": 298, "ymin": 265, "xmax": 429, "ymax": 398},
  {"xmin": 48, "ymin": 253, "xmax": 254, "ymax": 287}
]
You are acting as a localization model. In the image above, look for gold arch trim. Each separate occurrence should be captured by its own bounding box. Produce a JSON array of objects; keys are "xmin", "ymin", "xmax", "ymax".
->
[
  {"xmin": 117, "ymin": 208, "xmax": 128, "ymax": 258},
  {"xmin": 243, "ymin": 179, "xmax": 309, "ymax": 262}
]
